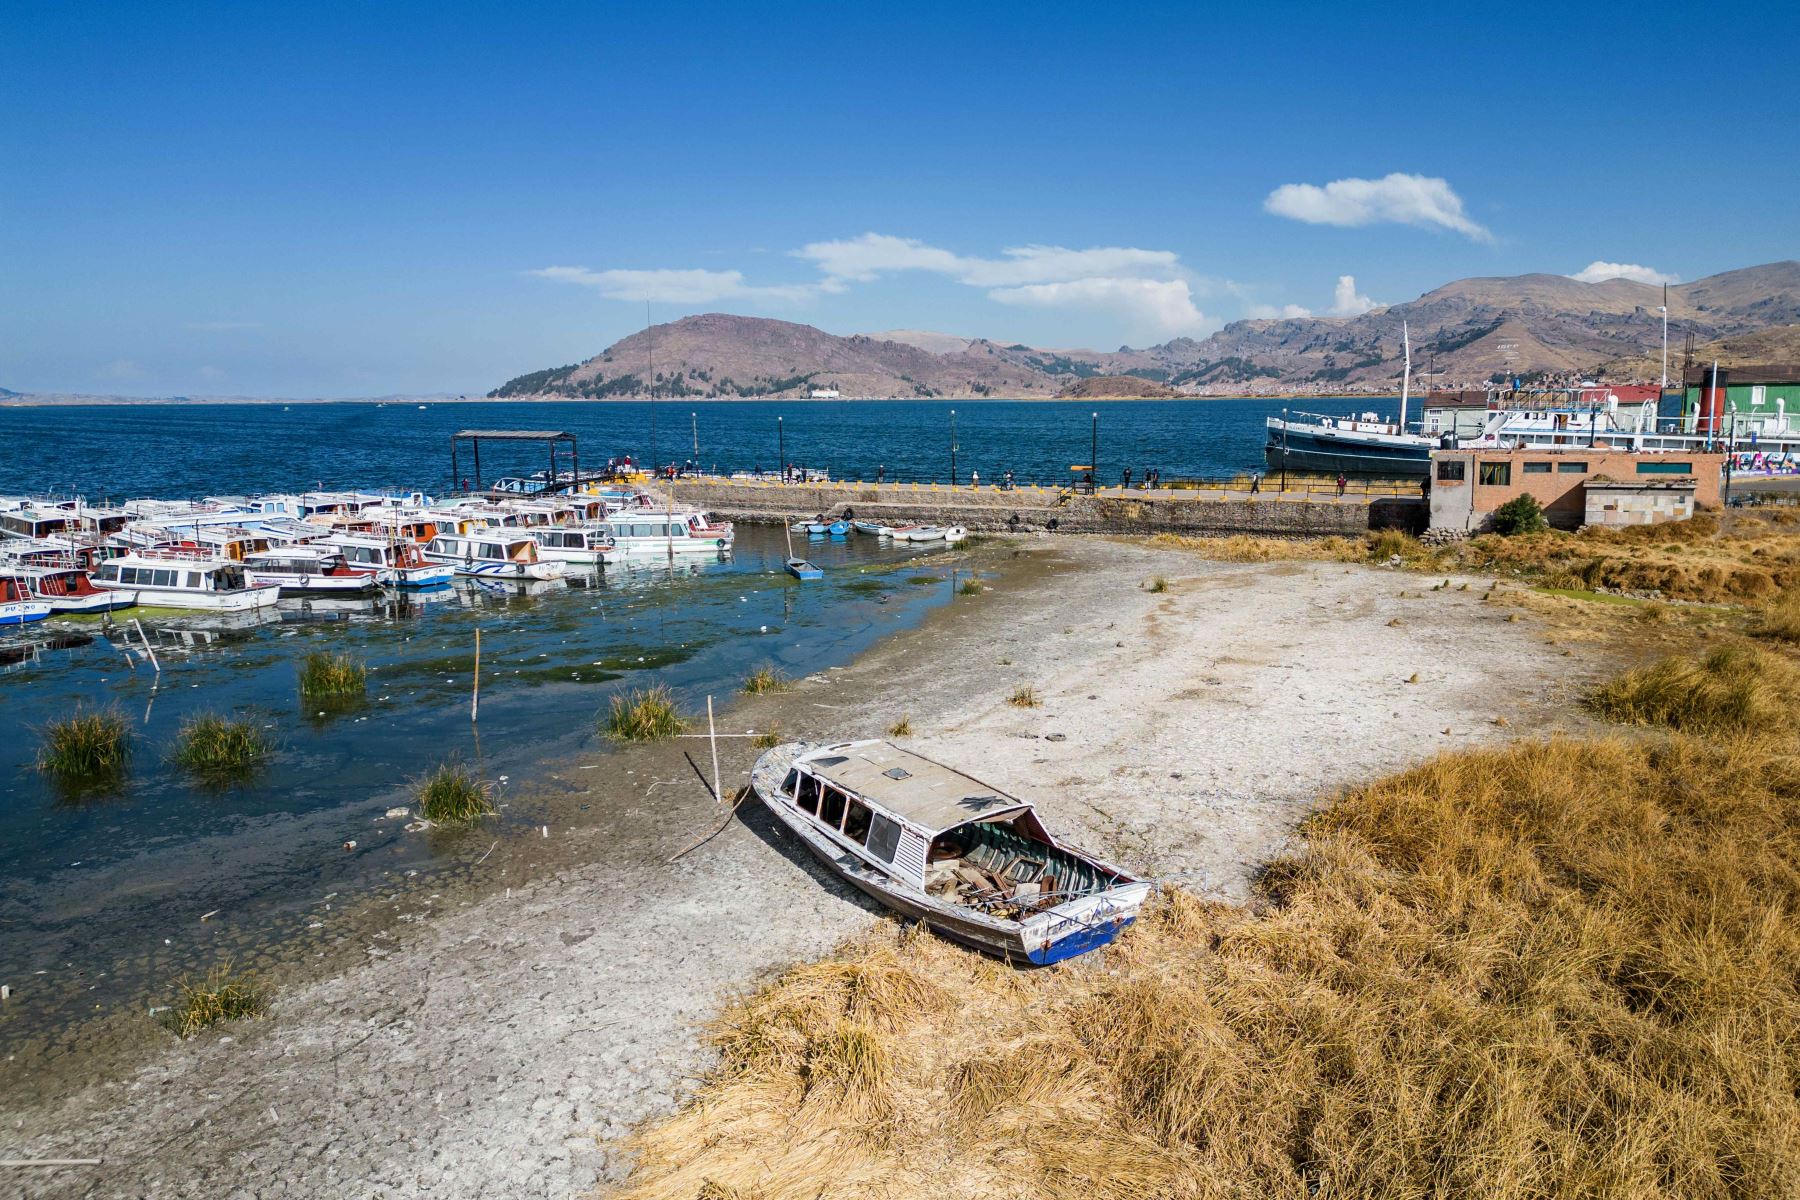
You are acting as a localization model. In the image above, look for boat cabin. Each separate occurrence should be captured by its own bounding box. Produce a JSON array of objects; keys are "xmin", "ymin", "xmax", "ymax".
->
[
  {"xmin": 781, "ymin": 742, "xmax": 1131, "ymax": 914},
  {"xmin": 426, "ymin": 533, "xmax": 545, "ymax": 565},
  {"xmin": 0, "ymin": 508, "xmax": 77, "ymax": 539},
  {"xmin": 94, "ymin": 550, "xmax": 254, "ymax": 593}
]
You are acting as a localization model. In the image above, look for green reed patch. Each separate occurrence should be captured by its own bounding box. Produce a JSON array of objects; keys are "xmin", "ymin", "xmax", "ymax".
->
[
  {"xmin": 605, "ymin": 684, "xmax": 687, "ymax": 742},
  {"xmin": 742, "ymin": 665, "xmax": 793, "ymax": 695},
  {"xmin": 299, "ymin": 650, "xmax": 366, "ymax": 698},
  {"xmin": 958, "ymin": 578, "xmax": 986, "ymax": 595},
  {"xmin": 165, "ymin": 962, "xmax": 268, "ymax": 1039},
  {"xmin": 169, "ymin": 713, "xmax": 273, "ymax": 782},
  {"xmin": 752, "ymin": 722, "xmax": 785, "ymax": 750},
  {"xmin": 414, "ymin": 761, "xmax": 496, "ymax": 824},
  {"xmin": 36, "ymin": 705, "xmax": 132, "ymax": 783}
]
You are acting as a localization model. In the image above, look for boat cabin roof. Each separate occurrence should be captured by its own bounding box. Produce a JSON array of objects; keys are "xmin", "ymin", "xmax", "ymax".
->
[{"xmin": 796, "ymin": 740, "xmax": 1026, "ymax": 833}]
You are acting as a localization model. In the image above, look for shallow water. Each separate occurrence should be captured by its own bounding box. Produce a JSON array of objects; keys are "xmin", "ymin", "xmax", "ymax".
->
[{"xmin": 0, "ymin": 526, "xmax": 973, "ymax": 1044}]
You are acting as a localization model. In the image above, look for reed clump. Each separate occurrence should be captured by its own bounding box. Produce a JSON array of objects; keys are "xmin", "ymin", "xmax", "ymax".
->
[
  {"xmin": 957, "ymin": 578, "xmax": 986, "ymax": 595},
  {"xmin": 752, "ymin": 723, "xmax": 784, "ymax": 751},
  {"xmin": 1145, "ymin": 576, "xmax": 1169, "ymax": 593},
  {"xmin": 299, "ymin": 650, "xmax": 367, "ymax": 698},
  {"xmin": 887, "ymin": 716, "xmax": 912, "ymax": 738},
  {"xmin": 1753, "ymin": 591, "xmax": 1800, "ymax": 642},
  {"xmin": 610, "ymin": 648, "xmax": 1800, "ymax": 1199},
  {"xmin": 35, "ymin": 705, "xmax": 132, "ymax": 783},
  {"xmin": 414, "ymin": 762, "xmax": 496, "ymax": 824},
  {"xmin": 741, "ymin": 665, "xmax": 793, "ymax": 695},
  {"xmin": 169, "ymin": 713, "xmax": 273, "ymax": 781},
  {"xmin": 165, "ymin": 962, "xmax": 267, "ymax": 1039},
  {"xmin": 1006, "ymin": 685, "xmax": 1040, "ymax": 708},
  {"xmin": 605, "ymin": 685, "xmax": 687, "ymax": 742},
  {"xmin": 1584, "ymin": 642, "xmax": 1788, "ymax": 731}
]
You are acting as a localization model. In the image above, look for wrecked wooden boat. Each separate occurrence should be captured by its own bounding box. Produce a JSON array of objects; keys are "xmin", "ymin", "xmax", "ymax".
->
[{"xmin": 752, "ymin": 739, "xmax": 1151, "ymax": 964}]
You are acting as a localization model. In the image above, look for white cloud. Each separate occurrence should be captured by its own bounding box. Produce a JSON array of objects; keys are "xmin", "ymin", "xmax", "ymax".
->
[
  {"xmin": 791, "ymin": 233, "xmax": 1180, "ymax": 288},
  {"xmin": 988, "ymin": 277, "xmax": 1213, "ymax": 337},
  {"xmin": 1569, "ymin": 260, "xmax": 1679, "ymax": 286},
  {"xmin": 1246, "ymin": 302, "xmax": 1314, "ymax": 319},
  {"xmin": 1264, "ymin": 173, "xmax": 1492, "ymax": 242},
  {"xmin": 526, "ymin": 266, "xmax": 816, "ymax": 304},
  {"xmin": 1329, "ymin": 275, "xmax": 1380, "ymax": 317}
]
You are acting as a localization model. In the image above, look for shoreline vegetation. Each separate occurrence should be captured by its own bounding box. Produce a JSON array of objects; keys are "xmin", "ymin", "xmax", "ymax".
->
[
  {"xmin": 0, "ymin": 390, "xmax": 1395, "ymax": 407},
  {"xmin": 609, "ymin": 524, "xmax": 1800, "ymax": 1199}
]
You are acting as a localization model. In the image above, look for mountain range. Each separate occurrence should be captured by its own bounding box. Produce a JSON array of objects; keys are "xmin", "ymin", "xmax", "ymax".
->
[{"xmin": 491, "ymin": 261, "xmax": 1800, "ymax": 399}]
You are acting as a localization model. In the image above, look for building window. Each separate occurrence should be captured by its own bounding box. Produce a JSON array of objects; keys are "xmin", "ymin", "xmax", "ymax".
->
[
  {"xmin": 1478, "ymin": 462, "xmax": 1512, "ymax": 486},
  {"xmin": 1523, "ymin": 462, "xmax": 1552, "ymax": 474},
  {"xmin": 1436, "ymin": 460, "xmax": 1466, "ymax": 482},
  {"xmin": 1558, "ymin": 461, "xmax": 1589, "ymax": 474},
  {"xmin": 1636, "ymin": 461, "xmax": 1693, "ymax": 475}
]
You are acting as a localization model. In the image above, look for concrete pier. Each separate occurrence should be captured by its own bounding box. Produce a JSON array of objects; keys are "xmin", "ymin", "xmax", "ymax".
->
[{"xmin": 666, "ymin": 479, "xmax": 1426, "ymax": 538}]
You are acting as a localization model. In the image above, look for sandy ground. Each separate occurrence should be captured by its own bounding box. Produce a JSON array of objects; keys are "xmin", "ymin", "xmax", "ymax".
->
[{"xmin": 2, "ymin": 538, "xmax": 1602, "ymax": 1199}]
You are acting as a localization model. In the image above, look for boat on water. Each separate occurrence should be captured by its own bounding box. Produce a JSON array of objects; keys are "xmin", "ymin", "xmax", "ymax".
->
[
  {"xmin": 752, "ymin": 740, "xmax": 1151, "ymax": 964},
  {"xmin": 600, "ymin": 510, "xmax": 732, "ymax": 557},
  {"xmin": 529, "ymin": 524, "xmax": 617, "ymax": 567},
  {"xmin": 0, "ymin": 576, "xmax": 54, "ymax": 625},
  {"xmin": 785, "ymin": 558, "xmax": 823, "ymax": 580},
  {"xmin": 852, "ymin": 520, "xmax": 893, "ymax": 537},
  {"xmin": 244, "ymin": 546, "xmax": 381, "ymax": 595},
  {"xmin": 423, "ymin": 533, "xmax": 566, "ymax": 580},
  {"xmin": 16, "ymin": 564, "xmax": 137, "ymax": 614},
  {"xmin": 896, "ymin": 524, "xmax": 966, "ymax": 543},
  {"xmin": 807, "ymin": 520, "xmax": 850, "ymax": 537},
  {"xmin": 90, "ymin": 549, "xmax": 283, "ymax": 611},
  {"xmin": 328, "ymin": 535, "xmax": 455, "ymax": 588}
]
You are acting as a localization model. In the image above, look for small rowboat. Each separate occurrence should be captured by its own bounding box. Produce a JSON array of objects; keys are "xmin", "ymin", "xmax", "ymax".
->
[
  {"xmin": 899, "ymin": 525, "xmax": 947, "ymax": 542},
  {"xmin": 753, "ymin": 739, "xmax": 1151, "ymax": 964},
  {"xmin": 785, "ymin": 558, "xmax": 823, "ymax": 581},
  {"xmin": 852, "ymin": 520, "xmax": 892, "ymax": 537}
]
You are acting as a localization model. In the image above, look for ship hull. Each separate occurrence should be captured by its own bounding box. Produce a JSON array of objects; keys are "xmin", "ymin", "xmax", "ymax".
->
[{"xmin": 1264, "ymin": 425, "xmax": 1432, "ymax": 477}]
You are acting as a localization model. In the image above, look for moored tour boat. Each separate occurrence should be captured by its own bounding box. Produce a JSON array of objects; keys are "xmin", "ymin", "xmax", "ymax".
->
[
  {"xmin": 244, "ymin": 546, "xmax": 380, "ymax": 595},
  {"xmin": 752, "ymin": 739, "xmax": 1151, "ymax": 964},
  {"xmin": 0, "ymin": 575, "xmax": 54, "ymax": 625},
  {"xmin": 18, "ymin": 564, "xmax": 137, "ymax": 614},
  {"xmin": 529, "ymin": 524, "xmax": 618, "ymax": 567},
  {"xmin": 328, "ymin": 535, "xmax": 455, "ymax": 588},
  {"xmin": 423, "ymin": 532, "xmax": 566, "ymax": 580},
  {"xmin": 91, "ymin": 549, "xmax": 283, "ymax": 611}
]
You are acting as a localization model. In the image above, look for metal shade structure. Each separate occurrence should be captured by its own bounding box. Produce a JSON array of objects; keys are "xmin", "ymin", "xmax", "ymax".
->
[{"xmin": 450, "ymin": 429, "xmax": 579, "ymax": 494}]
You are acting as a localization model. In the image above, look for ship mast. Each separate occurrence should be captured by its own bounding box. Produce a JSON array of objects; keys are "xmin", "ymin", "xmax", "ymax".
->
[{"xmin": 1398, "ymin": 321, "xmax": 1412, "ymax": 433}]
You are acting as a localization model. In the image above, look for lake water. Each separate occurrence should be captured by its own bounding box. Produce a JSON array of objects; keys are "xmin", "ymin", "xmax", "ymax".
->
[{"xmin": 0, "ymin": 396, "xmax": 1390, "ymax": 497}]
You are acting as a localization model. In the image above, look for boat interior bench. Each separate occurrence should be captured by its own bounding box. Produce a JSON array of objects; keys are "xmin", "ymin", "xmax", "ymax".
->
[{"xmin": 926, "ymin": 819, "xmax": 1118, "ymax": 911}]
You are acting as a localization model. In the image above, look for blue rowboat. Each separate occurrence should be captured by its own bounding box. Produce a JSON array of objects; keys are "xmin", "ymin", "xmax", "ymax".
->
[{"xmin": 785, "ymin": 558, "xmax": 823, "ymax": 581}]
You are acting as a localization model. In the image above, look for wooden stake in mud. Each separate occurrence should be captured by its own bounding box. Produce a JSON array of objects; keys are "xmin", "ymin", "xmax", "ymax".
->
[
  {"xmin": 471, "ymin": 627, "xmax": 481, "ymax": 722},
  {"xmin": 706, "ymin": 695, "xmax": 722, "ymax": 804},
  {"xmin": 132, "ymin": 618, "xmax": 159, "ymax": 674}
]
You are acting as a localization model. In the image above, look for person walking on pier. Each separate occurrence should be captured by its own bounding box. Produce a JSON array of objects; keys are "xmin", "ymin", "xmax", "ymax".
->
[
  {"xmin": 970, "ymin": 469, "xmax": 979, "ymax": 489},
  {"xmin": 877, "ymin": 465, "xmax": 885, "ymax": 484},
  {"xmin": 1250, "ymin": 472, "xmax": 1261, "ymax": 494},
  {"xmin": 1336, "ymin": 472, "xmax": 1348, "ymax": 498},
  {"xmin": 1121, "ymin": 466, "xmax": 1133, "ymax": 490}
]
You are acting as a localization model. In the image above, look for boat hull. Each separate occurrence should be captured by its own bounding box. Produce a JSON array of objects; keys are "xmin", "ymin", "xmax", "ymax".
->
[
  {"xmin": 0, "ymin": 601, "xmax": 54, "ymax": 625},
  {"xmin": 1263, "ymin": 424, "xmax": 1431, "ymax": 477},
  {"xmin": 42, "ymin": 589, "xmax": 137, "ymax": 614},
  {"xmin": 785, "ymin": 558, "xmax": 822, "ymax": 581},
  {"xmin": 91, "ymin": 581, "xmax": 282, "ymax": 611}
]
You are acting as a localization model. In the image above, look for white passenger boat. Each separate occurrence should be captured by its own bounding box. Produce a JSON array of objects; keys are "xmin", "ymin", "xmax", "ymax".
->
[
  {"xmin": 896, "ymin": 525, "xmax": 965, "ymax": 543},
  {"xmin": 423, "ymin": 532, "xmax": 566, "ymax": 580},
  {"xmin": 0, "ymin": 576, "xmax": 54, "ymax": 625},
  {"xmin": 600, "ymin": 510, "xmax": 732, "ymax": 556},
  {"xmin": 244, "ymin": 546, "xmax": 380, "ymax": 595},
  {"xmin": 329, "ymin": 535, "xmax": 455, "ymax": 588},
  {"xmin": 852, "ymin": 520, "xmax": 893, "ymax": 537},
  {"xmin": 91, "ymin": 549, "xmax": 283, "ymax": 611},
  {"xmin": 752, "ymin": 740, "xmax": 1151, "ymax": 964},
  {"xmin": 17, "ymin": 564, "xmax": 137, "ymax": 614},
  {"xmin": 529, "ymin": 524, "xmax": 617, "ymax": 567}
]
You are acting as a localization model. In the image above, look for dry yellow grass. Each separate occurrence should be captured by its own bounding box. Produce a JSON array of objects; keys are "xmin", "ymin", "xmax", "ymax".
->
[{"xmin": 609, "ymin": 646, "xmax": 1800, "ymax": 1200}]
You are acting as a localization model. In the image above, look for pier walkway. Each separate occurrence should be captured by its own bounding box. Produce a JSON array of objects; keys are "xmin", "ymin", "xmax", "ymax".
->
[{"xmin": 665, "ymin": 478, "xmax": 1426, "ymax": 538}]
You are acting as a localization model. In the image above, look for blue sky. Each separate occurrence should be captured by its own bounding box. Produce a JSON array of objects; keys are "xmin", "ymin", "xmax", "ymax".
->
[{"xmin": 5, "ymin": 0, "xmax": 1796, "ymax": 397}]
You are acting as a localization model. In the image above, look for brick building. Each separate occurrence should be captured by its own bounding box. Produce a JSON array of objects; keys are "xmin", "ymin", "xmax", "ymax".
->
[{"xmin": 1428, "ymin": 447, "xmax": 1722, "ymax": 533}]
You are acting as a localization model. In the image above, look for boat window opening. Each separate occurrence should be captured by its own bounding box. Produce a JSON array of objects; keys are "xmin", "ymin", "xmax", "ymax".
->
[
  {"xmin": 480, "ymin": 543, "xmax": 503, "ymax": 558},
  {"xmin": 882, "ymin": 767, "xmax": 911, "ymax": 780},
  {"xmin": 185, "ymin": 572, "xmax": 200, "ymax": 587},
  {"xmin": 843, "ymin": 800, "xmax": 873, "ymax": 844},
  {"xmin": 153, "ymin": 569, "xmax": 174, "ymax": 587},
  {"xmin": 1557, "ymin": 461, "xmax": 1589, "ymax": 474},
  {"xmin": 1523, "ymin": 462, "xmax": 1552, "ymax": 474},
  {"xmin": 1478, "ymin": 462, "xmax": 1512, "ymax": 486},
  {"xmin": 795, "ymin": 773, "xmax": 821, "ymax": 816},
  {"xmin": 819, "ymin": 786, "xmax": 847, "ymax": 829},
  {"xmin": 1435, "ymin": 461, "xmax": 1465, "ymax": 482},
  {"xmin": 866, "ymin": 814, "xmax": 902, "ymax": 863}
]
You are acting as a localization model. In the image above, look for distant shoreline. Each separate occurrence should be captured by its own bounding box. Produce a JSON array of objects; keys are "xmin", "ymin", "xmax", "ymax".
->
[{"xmin": 1, "ymin": 391, "xmax": 1400, "ymax": 408}]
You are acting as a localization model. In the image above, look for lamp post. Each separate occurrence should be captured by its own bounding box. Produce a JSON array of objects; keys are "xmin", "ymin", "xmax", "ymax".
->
[
  {"xmin": 950, "ymin": 408, "xmax": 958, "ymax": 485},
  {"xmin": 1659, "ymin": 290, "xmax": 1670, "ymax": 391},
  {"xmin": 777, "ymin": 415, "xmax": 786, "ymax": 483},
  {"xmin": 1280, "ymin": 407, "xmax": 1289, "ymax": 493},
  {"xmin": 1090, "ymin": 411, "xmax": 1098, "ymax": 493}
]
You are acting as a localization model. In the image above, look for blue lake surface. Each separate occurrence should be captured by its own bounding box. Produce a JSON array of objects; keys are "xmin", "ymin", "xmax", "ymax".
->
[{"xmin": 0, "ymin": 396, "xmax": 1392, "ymax": 497}]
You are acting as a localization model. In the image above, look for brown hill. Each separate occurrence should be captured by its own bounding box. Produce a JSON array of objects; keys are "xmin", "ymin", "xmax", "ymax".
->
[
  {"xmin": 1058, "ymin": 375, "xmax": 1181, "ymax": 399},
  {"xmin": 1595, "ymin": 323, "xmax": 1800, "ymax": 381},
  {"xmin": 490, "ymin": 262, "xmax": 1800, "ymax": 398}
]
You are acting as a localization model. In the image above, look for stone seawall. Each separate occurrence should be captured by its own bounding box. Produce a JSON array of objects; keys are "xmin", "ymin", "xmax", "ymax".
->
[{"xmin": 666, "ymin": 480, "xmax": 1425, "ymax": 538}]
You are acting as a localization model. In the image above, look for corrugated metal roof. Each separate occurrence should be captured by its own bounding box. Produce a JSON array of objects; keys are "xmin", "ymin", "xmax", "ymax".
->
[
  {"xmin": 452, "ymin": 429, "xmax": 576, "ymax": 440},
  {"xmin": 799, "ymin": 740, "xmax": 1025, "ymax": 833}
]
